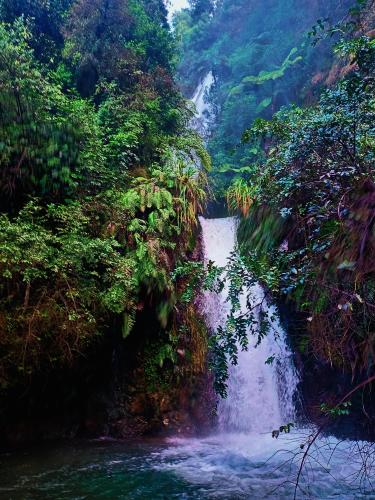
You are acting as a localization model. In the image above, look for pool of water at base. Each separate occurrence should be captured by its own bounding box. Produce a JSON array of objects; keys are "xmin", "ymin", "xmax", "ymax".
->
[{"xmin": 1, "ymin": 432, "xmax": 374, "ymax": 499}]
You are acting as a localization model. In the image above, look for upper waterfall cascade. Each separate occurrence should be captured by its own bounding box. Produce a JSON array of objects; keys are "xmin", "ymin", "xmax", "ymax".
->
[{"xmin": 191, "ymin": 72, "xmax": 215, "ymax": 137}]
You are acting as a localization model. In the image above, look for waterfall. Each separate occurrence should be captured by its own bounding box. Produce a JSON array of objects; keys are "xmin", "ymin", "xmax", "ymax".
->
[
  {"xmin": 191, "ymin": 72, "xmax": 215, "ymax": 137},
  {"xmin": 200, "ymin": 216, "xmax": 299, "ymax": 433},
  {"xmin": 189, "ymin": 59, "xmax": 298, "ymax": 437}
]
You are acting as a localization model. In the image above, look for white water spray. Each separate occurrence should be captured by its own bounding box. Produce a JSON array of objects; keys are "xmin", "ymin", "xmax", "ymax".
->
[
  {"xmin": 189, "ymin": 47, "xmax": 298, "ymax": 437},
  {"xmin": 200, "ymin": 216, "xmax": 299, "ymax": 433},
  {"xmin": 191, "ymin": 72, "xmax": 215, "ymax": 137}
]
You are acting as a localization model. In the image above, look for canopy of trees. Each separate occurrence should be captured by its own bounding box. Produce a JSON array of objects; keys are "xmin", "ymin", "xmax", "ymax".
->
[
  {"xmin": 175, "ymin": 0, "xmax": 353, "ymax": 194},
  {"xmin": 0, "ymin": 0, "xmax": 209, "ymax": 391}
]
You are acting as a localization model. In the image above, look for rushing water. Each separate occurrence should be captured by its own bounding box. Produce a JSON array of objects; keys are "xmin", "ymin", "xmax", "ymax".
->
[
  {"xmin": 1, "ymin": 434, "xmax": 374, "ymax": 499},
  {"xmin": 167, "ymin": 0, "xmax": 189, "ymax": 24},
  {"xmin": 200, "ymin": 217, "xmax": 298, "ymax": 433},
  {"xmin": 1, "ymin": 69, "xmax": 374, "ymax": 500},
  {"xmin": 1, "ymin": 215, "xmax": 374, "ymax": 498},
  {"xmin": 191, "ymin": 72, "xmax": 215, "ymax": 137}
]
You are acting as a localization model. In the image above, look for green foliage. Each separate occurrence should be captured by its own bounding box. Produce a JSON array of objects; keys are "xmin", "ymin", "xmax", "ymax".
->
[
  {"xmin": 0, "ymin": 21, "xmax": 91, "ymax": 208},
  {"xmin": 0, "ymin": 0, "xmax": 73, "ymax": 63},
  {"xmin": 235, "ymin": 25, "xmax": 375, "ymax": 375},
  {"xmin": 227, "ymin": 178, "xmax": 256, "ymax": 217},
  {"xmin": 241, "ymin": 48, "xmax": 303, "ymax": 86},
  {"xmin": 175, "ymin": 0, "xmax": 353, "ymax": 192},
  {"xmin": 189, "ymin": 0, "xmax": 214, "ymax": 20},
  {"xmin": 172, "ymin": 260, "xmax": 224, "ymax": 303},
  {"xmin": 143, "ymin": 337, "xmax": 178, "ymax": 392},
  {"xmin": 272, "ymin": 422, "xmax": 294, "ymax": 438},
  {"xmin": 320, "ymin": 401, "xmax": 352, "ymax": 417},
  {"xmin": 0, "ymin": 201, "xmax": 136, "ymax": 387},
  {"xmin": 0, "ymin": 0, "xmax": 210, "ymax": 391}
]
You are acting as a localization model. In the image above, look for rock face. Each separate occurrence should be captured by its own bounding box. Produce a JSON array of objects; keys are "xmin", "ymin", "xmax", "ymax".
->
[
  {"xmin": 108, "ymin": 373, "xmax": 215, "ymax": 439},
  {"xmin": 0, "ymin": 327, "xmax": 215, "ymax": 447},
  {"xmin": 277, "ymin": 299, "xmax": 375, "ymax": 442},
  {"xmin": 0, "ymin": 236, "xmax": 216, "ymax": 448}
]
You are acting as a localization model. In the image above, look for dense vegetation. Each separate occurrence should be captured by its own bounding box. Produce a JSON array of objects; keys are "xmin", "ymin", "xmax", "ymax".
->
[
  {"xmin": 0, "ymin": 0, "xmax": 210, "ymax": 401},
  {"xmin": 0, "ymin": 0, "xmax": 374, "ymax": 445},
  {"xmin": 221, "ymin": 2, "xmax": 375, "ymax": 424},
  {"xmin": 177, "ymin": 0, "xmax": 375, "ymax": 427},
  {"xmin": 174, "ymin": 0, "xmax": 354, "ymax": 193},
  {"xmin": 240, "ymin": 31, "xmax": 374, "ymax": 360}
]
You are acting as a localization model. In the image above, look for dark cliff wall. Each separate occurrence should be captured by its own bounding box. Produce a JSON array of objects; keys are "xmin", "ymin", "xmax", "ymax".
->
[{"xmin": 0, "ymin": 235, "xmax": 215, "ymax": 448}]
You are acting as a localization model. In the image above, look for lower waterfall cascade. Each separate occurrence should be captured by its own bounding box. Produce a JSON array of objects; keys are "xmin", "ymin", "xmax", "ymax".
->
[{"xmin": 200, "ymin": 216, "xmax": 299, "ymax": 433}]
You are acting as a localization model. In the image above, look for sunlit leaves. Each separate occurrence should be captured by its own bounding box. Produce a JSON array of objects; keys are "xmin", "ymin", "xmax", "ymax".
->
[{"xmin": 226, "ymin": 178, "xmax": 256, "ymax": 217}]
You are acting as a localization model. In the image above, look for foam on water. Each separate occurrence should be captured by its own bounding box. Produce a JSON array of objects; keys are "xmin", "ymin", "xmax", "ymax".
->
[
  {"xmin": 1, "ymin": 435, "xmax": 373, "ymax": 499},
  {"xmin": 153, "ymin": 216, "xmax": 374, "ymax": 497},
  {"xmin": 158, "ymin": 432, "xmax": 374, "ymax": 498}
]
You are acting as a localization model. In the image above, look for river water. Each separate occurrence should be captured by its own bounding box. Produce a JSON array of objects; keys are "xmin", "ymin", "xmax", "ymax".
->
[
  {"xmin": 1, "ymin": 432, "xmax": 374, "ymax": 498},
  {"xmin": 1, "ymin": 216, "xmax": 374, "ymax": 498}
]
